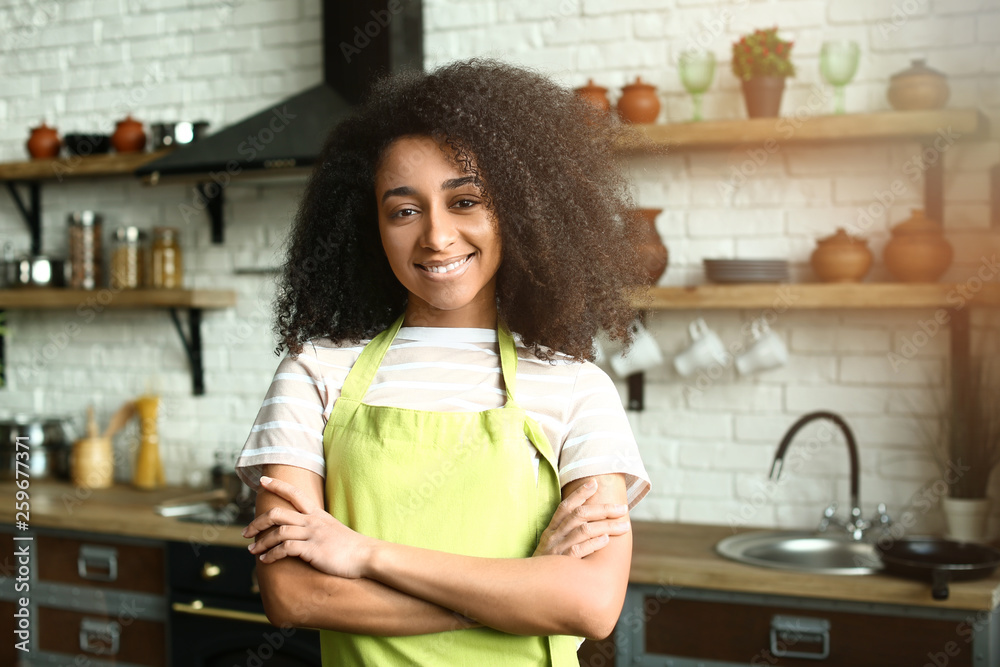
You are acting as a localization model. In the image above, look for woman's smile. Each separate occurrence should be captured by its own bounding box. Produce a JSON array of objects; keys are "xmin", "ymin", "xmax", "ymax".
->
[{"xmin": 375, "ymin": 135, "xmax": 502, "ymax": 328}]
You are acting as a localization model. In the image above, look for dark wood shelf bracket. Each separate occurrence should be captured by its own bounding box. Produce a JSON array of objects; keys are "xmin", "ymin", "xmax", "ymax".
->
[
  {"xmin": 5, "ymin": 182, "xmax": 42, "ymax": 254},
  {"xmin": 0, "ymin": 309, "xmax": 6, "ymax": 389},
  {"xmin": 169, "ymin": 307, "xmax": 205, "ymax": 395},
  {"xmin": 196, "ymin": 183, "xmax": 225, "ymax": 244},
  {"xmin": 627, "ymin": 372, "xmax": 645, "ymax": 411},
  {"xmin": 922, "ymin": 139, "xmax": 945, "ymax": 226}
]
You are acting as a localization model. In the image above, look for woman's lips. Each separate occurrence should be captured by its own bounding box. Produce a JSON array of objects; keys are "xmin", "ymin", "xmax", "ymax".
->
[{"xmin": 418, "ymin": 254, "xmax": 474, "ymax": 274}]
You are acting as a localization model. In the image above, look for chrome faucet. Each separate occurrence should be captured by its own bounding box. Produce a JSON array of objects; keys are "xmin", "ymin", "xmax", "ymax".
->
[{"xmin": 769, "ymin": 411, "xmax": 891, "ymax": 541}]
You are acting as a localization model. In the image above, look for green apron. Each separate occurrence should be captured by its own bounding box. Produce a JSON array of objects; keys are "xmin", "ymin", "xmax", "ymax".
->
[{"xmin": 320, "ymin": 316, "xmax": 580, "ymax": 666}]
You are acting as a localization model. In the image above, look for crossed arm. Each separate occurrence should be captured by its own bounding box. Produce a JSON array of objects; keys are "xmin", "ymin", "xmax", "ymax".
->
[{"xmin": 246, "ymin": 463, "xmax": 633, "ymax": 639}]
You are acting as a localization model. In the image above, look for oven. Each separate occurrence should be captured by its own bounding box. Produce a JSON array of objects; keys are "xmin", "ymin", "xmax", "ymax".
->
[{"xmin": 168, "ymin": 541, "xmax": 321, "ymax": 666}]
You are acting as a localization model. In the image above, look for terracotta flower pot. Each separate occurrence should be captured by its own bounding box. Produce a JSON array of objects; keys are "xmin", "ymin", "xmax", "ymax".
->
[
  {"xmin": 883, "ymin": 209, "xmax": 953, "ymax": 283},
  {"xmin": 617, "ymin": 77, "xmax": 660, "ymax": 124},
  {"xmin": 631, "ymin": 208, "xmax": 668, "ymax": 284},
  {"xmin": 741, "ymin": 76, "xmax": 786, "ymax": 118},
  {"xmin": 810, "ymin": 228, "xmax": 872, "ymax": 283},
  {"xmin": 574, "ymin": 78, "xmax": 611, "ymax": 113},
  {"xmin": 111, "ymin": 115, "xmax": 147, "ymax": 153},
  {"xmin": 26, "ymin": 122, "xmax": 62, "ymax": 159}
]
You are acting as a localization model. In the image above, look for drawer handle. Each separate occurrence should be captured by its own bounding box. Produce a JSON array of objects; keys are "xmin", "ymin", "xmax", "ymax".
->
[
  {"xmin": 770, "ymin": 615, "xmax": 830, "ymax": 660},
  {"xmin": 77, "ymin": 545, "xmax": 118, "ymax": 582},
  {"xmin": 172, "ymin": 601, "xmax": 271, "ymax": 625},
  {"xmin": 79, "ymin": 618, "xmax": 121, "ymax": 655}
]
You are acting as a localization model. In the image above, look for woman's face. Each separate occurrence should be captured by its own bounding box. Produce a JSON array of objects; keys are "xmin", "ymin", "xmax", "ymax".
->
[{"xmin": 375, "ymin": 135, "xmax": 502, "ymax": 329}]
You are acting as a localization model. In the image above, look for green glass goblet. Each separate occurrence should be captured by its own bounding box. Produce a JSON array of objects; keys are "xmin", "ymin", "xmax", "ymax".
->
[
  {"xmin": 820, "ymin": 40, "xmax": 860, "ymax": 114},
  {"xmin": 678, "ymin": 49, "xmax": 716, "ymax": 122}
]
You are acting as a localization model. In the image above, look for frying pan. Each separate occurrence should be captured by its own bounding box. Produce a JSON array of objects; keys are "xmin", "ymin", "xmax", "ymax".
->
[{"xmin": 876, "ymin": 537, "xmax": 1000, "ymax": 600}]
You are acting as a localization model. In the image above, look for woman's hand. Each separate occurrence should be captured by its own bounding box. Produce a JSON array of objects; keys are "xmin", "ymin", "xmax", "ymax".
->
[
  {"xmin": 533, "ymin": 478, "xmax": 630, "ymax": 558},
  {"xmin": 244, "ymin": 475, "xmax": 374, "ymax": 579}
]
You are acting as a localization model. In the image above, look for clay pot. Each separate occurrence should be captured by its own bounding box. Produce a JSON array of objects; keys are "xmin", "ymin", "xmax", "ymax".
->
[
  {"xmin": 617, "ymin": 77, "xmax": 660, "ymax": 124},
  {"xmin": 26, "ymin": 122, "xmax": 62, "ymax": 159},
  {"xmin": 887, "ymin": 59, "xmax": 949, "ymax": 111},
  {"xmin": 741, "ymin": 76, "xmax": 786, "ymax": 118},
  {"xmin": 575, "ymin": 78, "xmax": 611, "ymax": 113},
  {"xmin": 631, "ymin": 208, "xmax": 668, "ymax": 284},
  {"xmin": 883, "ymin": 209, "xmax": 953, "ymax": 283},
  {"xmin": 810, "ymin": 228, "xmax": 872, "ymax": 283},
  {"xmin": 111, "ymin": 115, "xmax": 147, "ymax": 153}
]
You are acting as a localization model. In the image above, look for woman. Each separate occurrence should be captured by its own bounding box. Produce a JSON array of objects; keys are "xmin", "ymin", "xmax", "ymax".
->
[{"xmin": 237, "ymin": 59, "xmax": 650, "ymax": 666}]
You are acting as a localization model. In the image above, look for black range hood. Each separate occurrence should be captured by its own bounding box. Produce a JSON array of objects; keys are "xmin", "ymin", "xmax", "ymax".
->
[{"xmin": 135, "ymin": 1, "xmax": 423, "ymax": 180}]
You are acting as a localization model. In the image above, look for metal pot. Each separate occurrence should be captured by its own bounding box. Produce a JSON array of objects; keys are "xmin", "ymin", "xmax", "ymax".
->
[
  {"xmin": 150, "ymin": 121, "xmax": 210, "ymax": 150},
  {"xmin": 876, "ymin": 536, "xmax": 1000, "ymax": 600},
  {"xmin": 11, "ymin": 254, "xmax": 67, "ymax": 287},
  {"xmin": 0, "ymin": 416, "xmax": 77, "ymax": 480}
]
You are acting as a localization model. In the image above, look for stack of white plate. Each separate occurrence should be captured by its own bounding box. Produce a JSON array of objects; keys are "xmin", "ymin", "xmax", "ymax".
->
[{"xmin": 703, "ymin": 259, "xmax": 789, "ymax": 284}]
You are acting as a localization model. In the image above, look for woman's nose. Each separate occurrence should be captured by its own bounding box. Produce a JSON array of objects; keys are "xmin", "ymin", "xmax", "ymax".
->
[{"xmin": 419, "ymin": 207, "xmax": 458, "ymax": 251}]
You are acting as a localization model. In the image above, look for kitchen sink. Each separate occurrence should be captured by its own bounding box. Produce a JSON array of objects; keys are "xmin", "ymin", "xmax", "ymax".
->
[{"xmin": 716, "ymin": 530, "xmax": 882, "ymax": 575}]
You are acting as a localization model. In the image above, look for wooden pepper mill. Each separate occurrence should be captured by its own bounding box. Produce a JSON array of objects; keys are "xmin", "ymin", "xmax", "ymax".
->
[
  {"xmin": 133, "ymin": 394, "xmax": 164, "ymax": 489},
  {"xmin": 72, "ymin": 406, "xmax": 113, "ymax": 489}
]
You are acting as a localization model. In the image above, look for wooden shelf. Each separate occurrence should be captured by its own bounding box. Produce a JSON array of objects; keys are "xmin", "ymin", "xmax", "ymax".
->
[
  {"xmin": 0, "ymin": 150, "xmax": 173, "ymax": 182},
  {"xmin": 634, "ymin": 283, "xmax": 1000, "ymax": 310},
  {"xmin": 0, "ymin": 288, "xmax": 235, "ymax": 309},
  {"xmin": 631, "ymin": 109, "xmax": 987, "ymax": 149}
]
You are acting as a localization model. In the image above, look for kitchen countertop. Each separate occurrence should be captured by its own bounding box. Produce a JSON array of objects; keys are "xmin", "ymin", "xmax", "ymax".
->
[{"xmin": 3, "ymin": 482, "xmax": 999, "ymax": 612}]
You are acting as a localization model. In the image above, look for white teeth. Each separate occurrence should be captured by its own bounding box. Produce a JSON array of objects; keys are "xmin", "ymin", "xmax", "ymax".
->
[{"xmin": 422, "ymin": 255, "xmax": 471, "ymax": 274}]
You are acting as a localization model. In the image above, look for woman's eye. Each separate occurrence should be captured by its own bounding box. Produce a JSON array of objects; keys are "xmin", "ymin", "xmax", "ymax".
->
[
  {"xmin": 453, "ymin": 198, "xmax": 478, "ymax": 209},
  {"xmin": 391, "ymin": 207, "xmax": 419, "ymax": 218}
]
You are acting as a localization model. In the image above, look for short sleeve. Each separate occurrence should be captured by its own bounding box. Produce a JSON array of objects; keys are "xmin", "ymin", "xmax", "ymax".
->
[
  {"xmin": 558, "ymin": 363, "xmax": 650, "ymax": 509},
  {"xmin": 235, "ymin": 343, "xmax": 331, "ymax": 489}
]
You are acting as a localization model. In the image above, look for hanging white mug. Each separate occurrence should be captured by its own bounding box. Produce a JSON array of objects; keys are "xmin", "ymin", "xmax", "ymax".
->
[
  {"xmin": 609, "ymin": 320, "xmax": 665, "ymax": 377},
  {"xmin": 735, "ymin": 318, "xmax": 788, "ymax": 375},
  {"xmin": 673, "ymin": 318, "xmax": 728, "ymax": 377}
]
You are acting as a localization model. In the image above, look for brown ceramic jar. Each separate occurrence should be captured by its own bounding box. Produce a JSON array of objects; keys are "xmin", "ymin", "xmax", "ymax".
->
[
  {"xmin": 111, "ymin": 115, "xmax": 147, "ymax": 153},
  {"xmin": 810, "ymin": 228, "xmax": 872, "ymax": 283},
  {"xmin": 574, "ymin": 79, "xmax": 611, "ymax": 113},
  {"xmin": 26, "ymin": 122, "xmax": 61, "ymax": 159},
  {"xmin": 887, "ymin": 59, "xmax": 949, "ymax": 111},
  {"xmin": 883, "ymin": 209, "xmax": 953, "ymax": 283},
  {"xmin": 631, "ymin": 208, "xmax": 668, "ymax": 284},
  {"xmin": 617, "ymin": 77, "xmax": 660, "ymax": 124}
]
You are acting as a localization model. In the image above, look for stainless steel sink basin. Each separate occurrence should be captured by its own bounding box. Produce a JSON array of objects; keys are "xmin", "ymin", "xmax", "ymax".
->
[{"xmin": 716, "ymin": 530, "xmax": 882, "ymax": 575}]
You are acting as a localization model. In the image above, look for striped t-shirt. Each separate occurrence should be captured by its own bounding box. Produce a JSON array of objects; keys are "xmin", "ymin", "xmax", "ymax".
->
[{"xmin": 236, "ymin": 326, "xmax": 650, "ymax": 509}]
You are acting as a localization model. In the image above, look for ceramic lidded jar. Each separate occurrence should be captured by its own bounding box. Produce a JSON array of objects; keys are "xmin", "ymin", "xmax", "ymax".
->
[
  {"xmin": 575, "ymin": 78, "xmax": 611, "ymax": 113},
  {"xmin": 887, "ymin": 59, "xmax": 949, "ymax": 111},
  {"xmin": 617, "ymin": 77, "xmax": 661, "ymax": 124},
  {"xmin": 26, "ymin": 122, "xmax": 62, "ymax": 159},
  {"xmin": 810, "ymin": 228, "xmax": 872, "ymax": 283},
  {"xmin": 883, "ymin": 209, "xmax": 953, "ymax": 283},
  {"xmin": 631, "ymin": 208, "xmax": 668, "ymax": 284},
  {"xmin": 111, "ymin": 115, "xmax": 147, "ymax": 153}
]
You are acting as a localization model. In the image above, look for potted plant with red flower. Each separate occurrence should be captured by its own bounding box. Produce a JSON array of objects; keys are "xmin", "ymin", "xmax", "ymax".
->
[{"xmin": 732, "ymin": 27, "xmax": 795, "ymax": 118}]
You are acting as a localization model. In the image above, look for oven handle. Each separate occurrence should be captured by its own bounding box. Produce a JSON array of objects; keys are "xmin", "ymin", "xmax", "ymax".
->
[{"xmin": 172, "ymin": 601, "xmax": 272, "ymax": 625}]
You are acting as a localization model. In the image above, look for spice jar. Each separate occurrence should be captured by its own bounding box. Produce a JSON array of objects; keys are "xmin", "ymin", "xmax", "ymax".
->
[
  {"xmin": 110, "ymin": 226, "xmax": 147, "ymax": 289},
  {"xmin": 68, "ymin": 211, "xmax": 102, "ymax": 289},
  {"xmin": 150, "ymin": 227, "xmax": 182, "ymax": 288}
]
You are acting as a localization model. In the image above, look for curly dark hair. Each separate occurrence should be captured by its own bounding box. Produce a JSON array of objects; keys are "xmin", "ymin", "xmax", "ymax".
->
[{"xmin": 275, "ymin": 58, "xmax": 648, "ymax": 360}]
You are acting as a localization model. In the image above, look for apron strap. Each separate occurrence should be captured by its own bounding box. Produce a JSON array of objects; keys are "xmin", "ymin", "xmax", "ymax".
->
[
  {"xmin": 497, "ymin": 322, "xmax": 519, "ymax": 405},
  {"xmin": 339, "ymin": 315, "xmax": 405, "ymax": 401}
]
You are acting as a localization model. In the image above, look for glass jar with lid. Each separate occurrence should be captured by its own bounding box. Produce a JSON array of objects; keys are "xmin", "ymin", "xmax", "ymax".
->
[
  {"xmin": 149, "ymin": 227, "xmax": 182, "ymax": 288},
  {"xmin": 67, "ymin": 211, "xmax": 102, "ymax": 289},
  {"xmin": 109, "ymin": 226, "xmax": 147, "ymax": 289}
]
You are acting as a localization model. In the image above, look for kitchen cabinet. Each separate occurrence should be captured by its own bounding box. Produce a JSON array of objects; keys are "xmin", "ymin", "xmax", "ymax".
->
[
  {"xmin": 614, "ymin": 583, "xmax": 995, "ymax": 666},
  {"xmin": 0, "ymin": 526, "xmax": 169, "ymax": 667}
]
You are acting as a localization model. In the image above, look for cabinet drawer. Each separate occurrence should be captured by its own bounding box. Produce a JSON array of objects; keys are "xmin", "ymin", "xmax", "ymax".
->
[
  {"xmin": 645, "ymin": 597, "xmax": 974, "ymax": 667},
  {"xmin": 38, "ymin": 605, "xmax": 166, "ymax": 667},
  {"xmin": 37, "ymin": 534, "xmax": 164, "ymax": 594}
]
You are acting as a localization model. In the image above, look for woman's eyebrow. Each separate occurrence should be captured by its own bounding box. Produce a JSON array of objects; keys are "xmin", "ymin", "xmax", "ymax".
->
[
  {"xmin": 442, "ymin": 176, "xmax": 476, "ymax": 191},
  {"xmin": 381, "ymin": 185, "xmax": 415, "ymax": 203},
  {"xmin": 380, "ymin": 177, "xmax": 477, "ymax": 204}
]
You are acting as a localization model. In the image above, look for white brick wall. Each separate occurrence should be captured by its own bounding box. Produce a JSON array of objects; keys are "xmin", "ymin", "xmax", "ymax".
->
[{"xmin": 1, "ymin": 0, "xmax": 998, "ymax": 536}]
